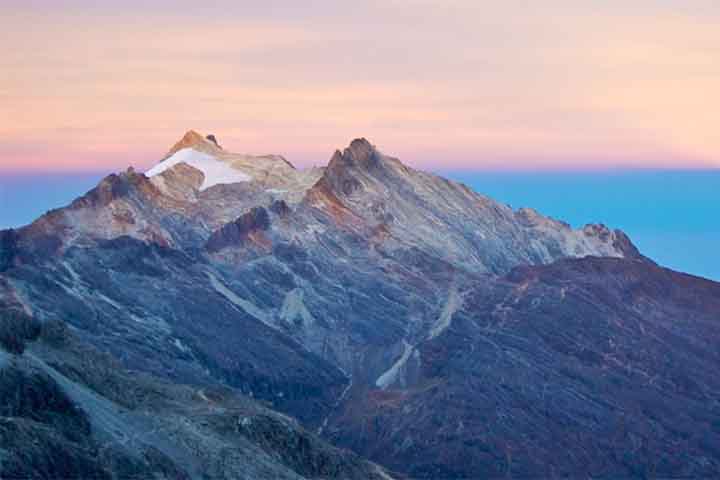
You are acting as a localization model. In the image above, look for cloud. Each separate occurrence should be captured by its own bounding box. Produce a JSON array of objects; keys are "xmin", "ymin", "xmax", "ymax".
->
[{"xmin": 1, "ymin": 2, "xmax": 718, "ymax": 170}]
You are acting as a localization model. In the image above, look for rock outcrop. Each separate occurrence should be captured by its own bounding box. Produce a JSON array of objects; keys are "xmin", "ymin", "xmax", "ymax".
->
[{"xmin": 1, "ymin": 131, "xmax": 717, "ymax": 479}]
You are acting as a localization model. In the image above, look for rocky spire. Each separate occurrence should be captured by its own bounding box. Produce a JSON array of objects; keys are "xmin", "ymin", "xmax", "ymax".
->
[
  {"xmin": 205, "ymin": 134, "xmax": 221, "ymax": 149},
  {"xmin": 316, "ymin": 137, "xmax": 403, "ymax": 198},
  {"xmin": 344, "ymin": 138, "xmax": 376, "ymax": 166}
]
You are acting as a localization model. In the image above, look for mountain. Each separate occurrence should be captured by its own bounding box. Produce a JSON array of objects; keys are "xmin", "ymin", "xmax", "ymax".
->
[
  {"xmin": 1, "ymin": 131, "xmax": 718, "ymax": 479},
  {"xmin": 0, "ymin": 314, "xmax": 391, "ymax": 479}
]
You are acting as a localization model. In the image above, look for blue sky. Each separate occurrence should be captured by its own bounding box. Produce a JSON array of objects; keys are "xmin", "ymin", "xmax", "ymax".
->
[
  {"xmin": 446, "ymin": 170, "xmax": 720, "ymax": 280},
  {"xmin": 2, "ymin": 1, "xmax": 717, "ymax": 280},
  {"xmin": 1, "ymin": 169, "xmax": 717, "ymax": 281}
]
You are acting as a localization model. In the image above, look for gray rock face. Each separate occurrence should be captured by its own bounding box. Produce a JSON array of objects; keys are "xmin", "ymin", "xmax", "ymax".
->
[
  {"xmin": 0, "ymin": 323, "xmax": 391, "ymax": 480},
  {"xmin": 328, "ymin": 258, "xmax": 720, "ymax": 478},
  {"xmin": 1, "ymin": 133, "xmax": 717, "ymax": 478}
]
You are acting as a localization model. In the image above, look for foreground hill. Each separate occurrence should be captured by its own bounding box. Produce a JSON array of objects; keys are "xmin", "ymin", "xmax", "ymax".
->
[
  {"xmin": 0, "ymin": 316, "xmax": 393, "ymax": 479},
  {"xmin": 1, "ymin": 132, "xmax": 718, "ymax": 478}
]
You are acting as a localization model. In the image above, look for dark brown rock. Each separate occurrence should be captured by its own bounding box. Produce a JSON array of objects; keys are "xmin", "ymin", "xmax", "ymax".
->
[{"xmin": 206, "ymin": 207, "xmax": 271, "ymax": 252}]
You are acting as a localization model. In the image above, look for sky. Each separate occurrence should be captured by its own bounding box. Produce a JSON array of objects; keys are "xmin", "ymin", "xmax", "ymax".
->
[
  {"xmin": 1, "ymin": 0, "xmax": 720, "ymax": 171},
  {"xmin": 446, "ymin": 170, "xmax": 720, "ymax": 281},
  {"xmin": 2, "ymin": 170, "xmax": 718, "ymax": 281},
  {"xmin": 1, "ymin": 2, "xmax": 718, "ymax": 280}
]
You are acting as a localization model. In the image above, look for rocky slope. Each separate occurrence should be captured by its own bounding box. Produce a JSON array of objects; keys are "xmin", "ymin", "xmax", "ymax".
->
[
  {"xmin": 0, "ymin": 312, "xmax": 391, "ymax": 479},
  {"xmin": 1, "ymin": 131, "xmax": 718, "ymax": 478},
  {"xmin": 328, "ymin": 257, "xmax": 720, "ymax": 478}
]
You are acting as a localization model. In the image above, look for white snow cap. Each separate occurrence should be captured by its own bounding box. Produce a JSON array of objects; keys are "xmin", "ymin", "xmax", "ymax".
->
[{"xmin": 145, "ymin": 148, "xmax": 251, "ymax": 190}]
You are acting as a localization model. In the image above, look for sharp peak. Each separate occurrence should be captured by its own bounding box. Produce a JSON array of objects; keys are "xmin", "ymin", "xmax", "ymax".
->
[
  {"xmin": 165, "ymin": 129, "xmax": 222, "ymax": 158},
  {"xmin": 348, "ymin": 137, "xmax": 373, "ymax": 148},
  {"xmin": 327, "ymin": 137, "xmax": 414, "ymax": 175},
  {"xmin": 316, "ymin": 137, "xmax": 415, "ymax": 197},
  {"xmin": 180, "ymin": 129, "xmax": 205, "ymax": 141},
  {"xmin": 345, "ymin": 137, "xmax": 375, "ymax": 156},
  {"xmin": 174, "ymin": 129, "xmax": 209, "ymax": 148},
  {"xmin": 328, "ymin": 137, "xmax": 378, "ymax": 166}
]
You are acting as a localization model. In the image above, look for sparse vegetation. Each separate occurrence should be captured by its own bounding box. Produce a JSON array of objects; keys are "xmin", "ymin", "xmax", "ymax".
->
[
  {"xmin": 0, "ymin": 309, "xmax": 41, "ymax": 355},
  {"xmin": 38, "ymin": 318, "xmax": 70, "ymax": 347}
]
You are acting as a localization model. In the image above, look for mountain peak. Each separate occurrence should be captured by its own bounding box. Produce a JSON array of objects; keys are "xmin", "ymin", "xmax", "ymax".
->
[
  {"xmin": 344, "ymin": 137, "xmax": 376, "ymax": 165},
  {"xmin": 582, "ymin": 223, "xmax": 644, "ymax": 260},
  {"xmin": 325, "ymin": 138, "xmax": 379, "ymax": 173},
  {"xmin": 165, "ymin": 130, "xmax": 220, "ymax": 158},
  {"xmin": 315, "ymin": 138, "xmax": 381, "ymax": 197},
  {"xmin": 174, "ymin": 129, "xmax": 205, "ymax": 146}
]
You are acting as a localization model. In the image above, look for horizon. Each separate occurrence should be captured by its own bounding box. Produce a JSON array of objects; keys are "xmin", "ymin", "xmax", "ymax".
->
[
  {"xmin": 1, "ymin": 1, "xmax": 718, "ymax": 279},
  {"xmin": 2, "ymin": 131, "xmax": 720, "ymax": 174},
  {"xmin": 3, "ymin": 4, "xmax": 720, "ymax": 476},
  {"xmin": 2, "ymin": 164, "xmax": 718, "ymax": 282}
]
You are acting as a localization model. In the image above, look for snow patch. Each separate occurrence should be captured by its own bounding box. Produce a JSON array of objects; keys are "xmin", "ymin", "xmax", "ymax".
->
[
  {"xmin": 146, "ymin": 148, "xmax": 251, "ymax": 190},
  {"xmin": 376, "ymin": 340, "xmax": 413, "ymax": 390}
]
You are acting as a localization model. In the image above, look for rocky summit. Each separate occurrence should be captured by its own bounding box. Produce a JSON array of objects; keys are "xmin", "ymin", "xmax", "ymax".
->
[{"xmin": 1, "ymin": 132, "xmax": 719, "ymax": 479}]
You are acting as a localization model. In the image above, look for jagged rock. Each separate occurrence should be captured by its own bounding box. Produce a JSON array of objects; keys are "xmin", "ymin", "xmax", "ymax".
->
[
  {"xmin": 1, "ymin": 132, "xmax": 717, "ymax": 479},
  {"xmin": 270, "ymin": 199, "xmax": 291, "ymax": 218},
  {"xmin": 206, "ymin": 207, "xmax": 271, "ymax": 252},
  {"xmin": 329, "ymin": 257, "xmax": 720, "ymax": 479},
  {"xmin": 206, "ymin": 134, "xmax": 221, "ymax": 148},
  {"xmin": 165, "ymin": 130, "xmax": 216, "ymax": 158},
  {"xmin": 0, "ymin": 324, "xmax": 391, "ymax": 479}
]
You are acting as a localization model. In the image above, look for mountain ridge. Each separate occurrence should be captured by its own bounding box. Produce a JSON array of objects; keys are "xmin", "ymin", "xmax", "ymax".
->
[
  {"xmin": 2, "ymin": 132, "xmax": 640, "ymax": 269},
  {"xmin": 1, "ymin": 131, "xmax": 718, "ymax": 478}
]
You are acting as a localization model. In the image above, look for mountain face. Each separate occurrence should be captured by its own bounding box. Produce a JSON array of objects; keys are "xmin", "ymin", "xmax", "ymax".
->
[
  {"xmin": 0, "ymin": 316, "xmax": 391, "ymax": 480},
  {"xmin": 1, "ymin": 131, "xmax": 718, "ymax": 479}
]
